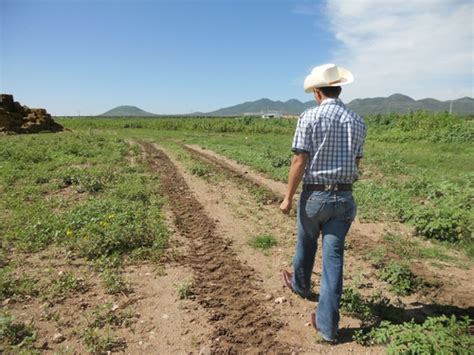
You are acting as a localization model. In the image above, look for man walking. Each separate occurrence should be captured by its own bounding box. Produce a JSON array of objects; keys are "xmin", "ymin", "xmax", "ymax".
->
[{"xmin": 280, "ymin": 64, "xmax": 367, "ymax": 342}]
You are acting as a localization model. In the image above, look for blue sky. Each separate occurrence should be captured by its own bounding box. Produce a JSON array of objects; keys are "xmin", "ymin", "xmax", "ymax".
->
[{"xmin": 1, "ymin": 0, "xmax": 473, "ymax": 115}]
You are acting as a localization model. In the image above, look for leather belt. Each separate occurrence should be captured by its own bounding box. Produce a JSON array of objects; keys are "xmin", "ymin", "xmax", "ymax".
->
[{"xmin": 303, "ymin": 184, "xmax": 352, "ymax": 191}]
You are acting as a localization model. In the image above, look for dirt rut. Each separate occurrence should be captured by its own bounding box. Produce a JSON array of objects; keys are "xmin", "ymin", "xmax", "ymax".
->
[
  {"xmin": 183, "ymin": 144, "xmax": 286, "ymax": 202},
  {"xmin": 139, "ymin": 141, "xmax": 286, "ymax": 353}
]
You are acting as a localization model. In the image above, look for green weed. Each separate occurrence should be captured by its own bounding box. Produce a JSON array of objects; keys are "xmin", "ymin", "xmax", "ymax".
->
[
  {"xmin": 0, "ymin": 313, "xmax": 36, "ymax": 348},
  {"xmin": 363, "ymin": 246, "xmax": 387, "ymax": 268},
  {"xmin": 383, "ymin": 233, "xmax": 462, "ymax": 266},
  {"xmin": 248, "ymin": 234, "xmax": 278, "ymax": 251},
  {"xmin": 101, "ymin": 269, "xmax": 131, "ymax": 295},
  {"xmin": 354, "ymin": 315, "xmax": 473, "ymax": 354},
  {"xmin": 81, "ymin": 326, "xmax": 126, "ymax": 354},
  {"xmin": 0, "ymin": 269, "xmax": 38, "ymax": 301},
  {"xmin": 340, "ymin": 287, "xmax": 404, "ymax": 326},
  {"xmin": 247, "ymin": 185, "xmax": 276, "ymax": 204},
  {"xmin": 44, "ymin": 271, "xmax": 86, "ymax": 300},
  {"xmin": 340, "ymin": 287, "xmax": 374, "ymax": 324},
  {"xmin": 90, "ymin": 303, "xmax": 137, "ymax": 329},
  {"xmin": 379, "ymin": 262, "xmax": 420, "ymax": 296},
  {"xmin": 60, "ymin": 198, "xmax": 167, "ymax": 260},
  {"xmin": 177, "ymin": 280, "xmax": 194, "ymax": 300},
  {"xmin": 190, "ymin": 163, "xmax": 211, "ymax": 177}
]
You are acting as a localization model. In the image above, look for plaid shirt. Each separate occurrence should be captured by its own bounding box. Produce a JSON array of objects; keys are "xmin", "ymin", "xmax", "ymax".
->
[{"xmin": 292, "ymin": 98, "xmax": 367, "ymax": 184}]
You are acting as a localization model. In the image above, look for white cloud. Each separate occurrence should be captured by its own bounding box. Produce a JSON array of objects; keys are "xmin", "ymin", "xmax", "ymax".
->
[{"xmin": 324, "ymin": 0, "xmax": 474, "ymax": 100}]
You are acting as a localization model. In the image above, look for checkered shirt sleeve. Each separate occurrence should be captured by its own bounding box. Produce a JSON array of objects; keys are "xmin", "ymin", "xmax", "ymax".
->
[{"xmin": 292, "ymin": 112, "xmax": 313, "ymax": 154}]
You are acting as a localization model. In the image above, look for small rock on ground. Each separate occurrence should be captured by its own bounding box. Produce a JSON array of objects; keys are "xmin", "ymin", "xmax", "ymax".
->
[
  {"xmin": 199, "ymin": 346, "xmax": 211, "ymax": 355},
  {"xmin": 52, "ymin": 333, "xmax": 65, "ymax": 343},
  {"xmin": 274, "ymin": 296, "xmax": 287, "ymax": 304}
]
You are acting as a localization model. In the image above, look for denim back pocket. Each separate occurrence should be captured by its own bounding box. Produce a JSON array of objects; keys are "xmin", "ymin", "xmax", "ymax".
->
[
  {"xmin": 341, "ymin": 198, "xmax": 357, "ymax": 222},
  {"xmin": 304, "ymin": 191, "xmax": 327, "ymax": 219}
]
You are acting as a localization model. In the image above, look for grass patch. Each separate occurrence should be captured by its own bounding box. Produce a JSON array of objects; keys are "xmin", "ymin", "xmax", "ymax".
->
[
  {"xmin": 247, "ymin": 185, "xmax": 276, "ymax": 205},
  {"xmin": 1, "ymin": 133, "xmax": 169, "ymax": 262},
  {"xmin": 248, "ymin": 234, "xmax": 277, "ymax": 251},
  {"xmin": 0, "ymin": 269, "xmax": 39, "ymax": 301},
  {"xmin": 379, "ymin": 261, "xmax": 420, "ymax": 296},
  {"xmin": 340, "ymin": 287, "xmax": 404, "ymax": 326},
  {"xmin": 354, "ymin": 315, "xmax": 473, "ymax": 354},
  {"xmin": 340, "ymin": 287, "xmax": 375, "ymax": 324},
  {"xmin": 90, "ymin": 303, "xmax": 138, "ymax": 329},
  {"xmin": 382, "ymin": 233, "xmax": 465, "ymax": 268},
  {"xmin": 101, "ymin": 269, "xmax": 131, "ymax": 295},
  {"xmin": 339, "ymin": 286, "xmax": 472, "ymax": 354},
  {"xmin": 0, "ymin": 313, "xmax": 36, "ymax": 349},
  {"xmin": 177, "ymin": 280, "xmax": 194, "ymax": 300},
  {"xmin": 190, "ymin": 163, "xmax": 211, "ymax": 178},
  {"xmin": 94, "ymin": 257, "xmax": 131, "ymax": 295},
  {"xmin": 80, "ymin": 326, "xmax": 126, "ymax": 354},
  {"xmin": 44, "ymin": 271, "xmax": 87, "ymax": 300}
]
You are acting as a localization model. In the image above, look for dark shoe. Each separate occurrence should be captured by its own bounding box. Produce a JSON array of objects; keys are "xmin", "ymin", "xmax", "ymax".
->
[
  {"xmin": 282, "ymin": 270, "xmax": 318, "ymax": 301},
  {"xmin": 310, "ymin": 312, "xmax": 337, "ymax": 344},
  {"xmin": 282, "ymin": 270, "xmax": 294, "ymax": 292}
]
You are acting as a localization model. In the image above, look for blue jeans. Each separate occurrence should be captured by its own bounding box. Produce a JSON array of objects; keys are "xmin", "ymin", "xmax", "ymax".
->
[{"xmin": 291, "ymin": 190, "xmax": 357, "ymax": 341}]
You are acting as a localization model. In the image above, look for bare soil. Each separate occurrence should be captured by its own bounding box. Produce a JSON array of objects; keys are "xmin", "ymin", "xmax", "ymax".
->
[{"xmin": 140, "ymin": 141, "xmax": 286, "ymax": 353}]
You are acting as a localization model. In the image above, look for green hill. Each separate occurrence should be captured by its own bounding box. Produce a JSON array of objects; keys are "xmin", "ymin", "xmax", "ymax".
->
[
  {"xmin": 346, "ymin": 94, "xmax": 474, "ymax": 116},
  {"xmin": 99, "ymin": 105, "xmax": 156, "ymax": 117},
  {"xmin": 205, "ymin": 95, "xmax": 474, "ymax": 116},
  {"xmin": 206, "ymin": 98, "xmax": 314, "ymax": 116},
  {"xmin": 98, "ymin": 95, "xmax": 473, "ymax": 117}
]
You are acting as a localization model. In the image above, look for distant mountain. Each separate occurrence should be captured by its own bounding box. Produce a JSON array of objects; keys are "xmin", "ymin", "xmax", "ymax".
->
[
  {"xmin": 99, "ymin": 105, "xmax": 156, "ymax": 117},
  {"xmin": 204, "ymin": 94, "xmax": 474, "ymax": 116},
  {"xmin": 347, "ymin": 94, "xmax": 473, "ymax": 116},
  {"xmin": 98, "ymin": 95, "xmax": 473, "ymax": 117},
  {"xmin": 206, "ymin": 98, "xmax": 315, "ymax": 116}
]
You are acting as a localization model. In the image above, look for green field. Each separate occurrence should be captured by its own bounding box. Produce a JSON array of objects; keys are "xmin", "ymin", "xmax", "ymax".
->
[
  {"xmin": 59, "ymin": 111, "xmax": 474, "ymax": 255},
  {"xmin": 1, "ymin": 111, "xmax": 473, "ymax": 353}
]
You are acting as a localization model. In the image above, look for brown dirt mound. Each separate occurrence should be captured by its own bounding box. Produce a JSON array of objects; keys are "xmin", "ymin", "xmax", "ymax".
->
[
  {"xmin": 0, "ymin": 94, "xmax": 64, "ymax": 134},
  {"xmin": 139, "ymin": 141, "xmax": 288, "ymax": 353}
]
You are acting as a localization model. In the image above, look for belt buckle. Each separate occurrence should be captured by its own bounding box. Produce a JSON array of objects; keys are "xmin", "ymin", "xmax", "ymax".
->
[{"xmin": 325, "ymin": 184, "xmax": 337, "ymax": 191}]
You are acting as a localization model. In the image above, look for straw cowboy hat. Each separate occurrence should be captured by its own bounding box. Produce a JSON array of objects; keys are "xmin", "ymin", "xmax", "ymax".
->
[{"xmin": 304, "ymin": 64, "xmax": 354, "ymax": 93}]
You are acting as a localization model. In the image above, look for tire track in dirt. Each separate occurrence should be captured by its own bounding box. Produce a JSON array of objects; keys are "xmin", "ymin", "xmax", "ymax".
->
[
  {"xmin": 182, "ymin": 144, "xmax": 285, "ymax": 203},
  {"xmin": 139, "ymin": 141, "xmax": 287, "ymax": 353}
]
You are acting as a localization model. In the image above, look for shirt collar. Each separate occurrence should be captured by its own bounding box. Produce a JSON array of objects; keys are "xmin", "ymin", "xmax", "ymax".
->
[{"xmin": 320, "ymin": 98, "xmax": 342, "ymax": 106}]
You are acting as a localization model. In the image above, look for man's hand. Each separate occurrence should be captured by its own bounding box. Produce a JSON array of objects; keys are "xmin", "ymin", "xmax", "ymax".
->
[
  {"xmin": 280, "ymin": 198, "xmax": 292, "ymax": 215},
  {"xmin": 280, "ymin": 152, "xmax": 308, "ymax": 215}
]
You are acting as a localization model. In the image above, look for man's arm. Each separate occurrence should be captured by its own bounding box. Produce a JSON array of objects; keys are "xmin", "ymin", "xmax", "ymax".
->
[{"xmin": 279, "ymin": 152, "xmax": 308, "ymax": 214}]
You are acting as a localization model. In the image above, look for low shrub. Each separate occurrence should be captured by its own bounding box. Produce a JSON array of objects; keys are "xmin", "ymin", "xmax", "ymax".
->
[
  {"xmin": 379, "ymin": 262, "xmax": 420, "ymax": 296},
  {"xmin": 354, "ymin": 315, "xmax": 473, "ymax": 354}
]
